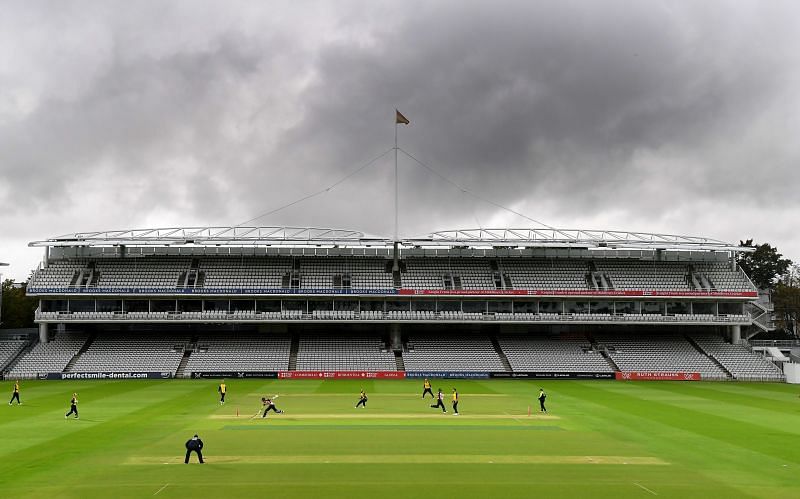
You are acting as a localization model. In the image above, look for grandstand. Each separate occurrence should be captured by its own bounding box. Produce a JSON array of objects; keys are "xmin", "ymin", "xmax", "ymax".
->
[{"xmin": 1, "ymin": 226, "xmax": 784, "ymax": 382}]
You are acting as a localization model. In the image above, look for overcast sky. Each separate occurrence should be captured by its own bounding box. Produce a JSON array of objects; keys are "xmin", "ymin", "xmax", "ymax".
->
[{"xmin": 1, "ymin": 0, "xmax": 799, "ymax": 280}]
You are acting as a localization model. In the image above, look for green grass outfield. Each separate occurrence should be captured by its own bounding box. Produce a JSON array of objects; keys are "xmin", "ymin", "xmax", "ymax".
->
[{"xmin": 1, "ymin": 379, "xmax": 799, "ymax": 498}]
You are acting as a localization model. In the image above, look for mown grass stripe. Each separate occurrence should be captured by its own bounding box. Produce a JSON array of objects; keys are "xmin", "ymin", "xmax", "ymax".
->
[{"xmin": 126, "ymin": 454, "xmax": 669, "ymax": 465}]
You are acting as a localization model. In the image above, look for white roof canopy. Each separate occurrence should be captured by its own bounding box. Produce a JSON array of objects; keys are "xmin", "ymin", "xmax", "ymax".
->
[{"xmin": 29, "ymin": 226, "xmax": 750, "ymax": 253}]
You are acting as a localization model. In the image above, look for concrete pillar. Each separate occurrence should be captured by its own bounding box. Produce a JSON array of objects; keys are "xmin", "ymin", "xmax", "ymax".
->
[
  {"xmin": 390, "ymin": 323, "xmax": 402, "ymax": 351},
  {"xmin": 730, "ymin": 324, "xmax": 741, "ymax": 344},
  {"xmin": 38, "ymin": 322, "xmax": 49, "ymax": 343}
]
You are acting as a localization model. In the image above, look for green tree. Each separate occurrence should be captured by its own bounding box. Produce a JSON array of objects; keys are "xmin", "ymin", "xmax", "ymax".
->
[
  {"xmin": 737, "ymin": 239, "xmax": 792, "ymax": 290},
  {"xmin": 1, "ymin": 279, "xmax": 37, "ymax": 328},
  {"xmin": 773, "ymin": 282, "xmax": 800, "ymax": 335}
]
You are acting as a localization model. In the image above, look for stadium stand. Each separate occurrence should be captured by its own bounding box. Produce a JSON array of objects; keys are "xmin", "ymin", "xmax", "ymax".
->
[
  {"xmin": 7, "ymin": 332, "xmax": 89, "ymax": 378},
  {"xmin": 0, "ymin": 340, "xmax": 28, "ymax": 372},
  {"xmin": 295, "ymin": 334, "xmax": 396, "ymax": 371},
  {"xmin": 693, "ymin": 335, "xmax": 785, "ymax": 381},
  {"xmin": 185, "ymin": 333, "xmax": 291, "ymax": 373},
  {"xmin": 498, "ymin": 334, "xmax": 614, "ymax": 373},
  {"xmin": 402, "ymin": 335, "xmax": 506, "ymax": 372},
  {"xmin": 594, "ymin": 333, "xmax": 729, "ymax": 380},
  {"xmin": 16, "ymin": 226, "xmax": 780, "ymax": 382},
  {"xmin": 29, "ymin": 257, "xmax": 757, "ymax": 294},
  {"xmin": 68, "ymin": 334, "xmax": 187, "ymax": 373}
]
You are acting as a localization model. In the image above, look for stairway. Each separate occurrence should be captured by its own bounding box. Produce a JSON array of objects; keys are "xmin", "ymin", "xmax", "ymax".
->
[
  {"xmin": 490, "ymin": 335, "xmax": 512, "ymax": 372},
  {"xmin": 591, "ymin": 335, "xmax": 621, "ymax": 372},
  {"xmin": 685, "ymin": 335, "xmax": 733, "ymax": 379},
  {"xmin": 288, "ymin": 334, "xmax": 300, "ymax": 371},
  {"xmin": 175, "ymin": 351, "xmax": 192, "ymax": 378},
  {"xmin": 394, "ymin": 350, "xmax": 405, "ymax": 371},
  {"xmin": 63, "ymin": 335, "xmax": 95, "ymax": 373}
]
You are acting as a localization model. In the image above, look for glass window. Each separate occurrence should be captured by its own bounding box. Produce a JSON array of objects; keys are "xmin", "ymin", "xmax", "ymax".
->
[
  {"xmin": 178, "ymin": 300, "xmax": 202, "ymax": 312},
  {"xmin": 151, "ymin": 300, "xmax": 176, "ymax": 313},
  {"xmin": 124, "ymin": 300, "xmax": 149, "ymax": 313},
  {"xmin": 386, "ymin": 300, "xmax": 410, "ymax": 311},
  {"xmin": 718, "ymin": 302, "xmax": 743, "ymax": 315},
  {"xmin": 513, "ymin": 301, "xmax": 537, "ymax": 313},
  {"xmin": 565, "ymin": 301, "xmax": 589, "ymax": 314},
  {"xmin": 590, "ymin": 301, "xmax": 612, "ymax": 314},
  {"xmin": 437, "ymin": 300, "xmax": 460, "ymax": 312},
  {"xmin": 204, "ymin": 300, "xmax": 229, "ymax": 312},
  {"xmin": 642, "ymin": 302, "xmax": 663, "ymax": 315},
  {"xmin": 334, "ymin": 299, "xmax": 359, "ymax": 311},
  {"xmin": 666, "ymin": 302, "xmax": 689, "ymax": 315},
  {"xmin": 488, "ymin": 301, "xmax": 512, "ymax": 313},
  {"xmin": 256, "ymin": 300, "xmax": 281, "ymax": 312},
  {"xmin": 462, "ymin": 301, "xmax": 486, "ymax": 313},
  {"xmin": 231, "ymin": 300, "xmax": 255, "ymax": 312},
  {"xmin": 361, "ymin": 300, "xmax": 384, "ymax": 312},
  {"xmin": 411, "ymin": 300, "xmax": 436, "ymax": 312},
  {"xmin": 69, "ymin": 300, "xmax": 95, "ymax": 312},
  {"xmin": 309, "ymin": 300, "xmax": 333, "ymax": 312},
  {"xmin": 96, "ymin": 300, "xmax": 122, "ymax": 313},
  {"xmin": 614, "ymin": 302, "xmax": 638, "ymax": 314},
  {"xmin": 692, "ymin": 302, "xmax": 715, "ymax": 315},
  {"xmin": 282, "ymin": 300, "xmax": 306, "ymax": 312},
  {"xmin": 42, "ymin": 300, "xmax": 68, "ymax": 312},
  {"xmin": 539, "ymin": 301, "xmax": 561, "ymax": 314}
]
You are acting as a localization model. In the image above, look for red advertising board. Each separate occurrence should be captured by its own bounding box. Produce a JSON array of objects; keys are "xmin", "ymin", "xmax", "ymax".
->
[
  {"xmin": 615, "ymin": 371, "xmax": 701, "ymax": 381},
  {"xmin": 398, "ymin": 289, "xmax": 756, "ymax": 298},
  {"xmin": 278, "ymin": 371, "xmax": 406, "ymax": 379}
]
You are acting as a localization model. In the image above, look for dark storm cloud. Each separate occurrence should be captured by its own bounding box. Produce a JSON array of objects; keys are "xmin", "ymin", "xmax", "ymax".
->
[{"xmin": 1, "ymin": 0, "xmax": 799, "ymax": 280}]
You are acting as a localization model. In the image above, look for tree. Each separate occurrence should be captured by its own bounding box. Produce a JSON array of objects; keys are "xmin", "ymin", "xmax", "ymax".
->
[
  {"xmin": 737, "ymin": 239, "xmax": 792, "ymax": 290},
  {"xmin": 1, "ymin": 279, "xmax": 37, "ymax": 329},
  {"xmin": 773, "ymin": 282, "xmax": 800, "ymax": 335}
]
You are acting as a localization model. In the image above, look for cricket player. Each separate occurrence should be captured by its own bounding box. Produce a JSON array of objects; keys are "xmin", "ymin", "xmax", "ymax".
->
[
  {"xmin": 184, "ymin": 434, "xmax": 204, "ymax": 464},
  {"xmin": 65, "ymin": 393, "xmax": 79, "ymax": 419},
  {"xmin": 451, "ymin": 388, "xmax": 459, "ymax": 415},
  {"xmin": 261, "ymin": 397, "xmax": 284, "ymax": 418},
  {"xmin": 422, "ymin": 378, "xmax": 433, "ymax": 399},
  {"xmin": 430, "ymin": 389, "xmax": 446, "ymax": 413},
  {"xmin": 538, "ymin": 388, "xmax": 547, "ymax": 413},
  {"xmin": 8, "ymin": 380, "xmax": 20, "ymax": 405},
  {"xmin": 218, "ymin": 380, "xmax": 227, "ymax": 405},
  {"xmin": 355, "ymin": 388, "xmax": 368, "ymax": 408}
]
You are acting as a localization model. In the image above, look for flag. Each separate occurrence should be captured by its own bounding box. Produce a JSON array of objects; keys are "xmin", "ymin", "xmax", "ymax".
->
[{"xmin": 395, "ymin": 109, "xmax": 410, "ymax": 125}]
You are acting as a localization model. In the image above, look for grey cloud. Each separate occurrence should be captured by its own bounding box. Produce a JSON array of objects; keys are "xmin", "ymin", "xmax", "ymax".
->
[{"xmin": 1, "ymin": 0, "xmax": 799, "ymax": 280}]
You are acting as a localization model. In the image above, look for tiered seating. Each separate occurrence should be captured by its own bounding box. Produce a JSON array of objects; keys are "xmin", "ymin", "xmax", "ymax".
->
[
  {"xmin": 500, "ymin": 260, "xmax": 588, "ymax": 290},
  {"xmin": 595, "ymin": 333, "xmax": 727, "ymax": 379},
  {"xmin": 185, "ymin": 333, "xmax": 290, "ymax": 373},
  {"xmin": 594, "ymin": 261, "xmax": 689, "ymax": 290},
  {"xmin": 7, "ymin": 332, "xmax": 89, "ymax": 378},
  {"xmin": 301, "ymin": 258, "xmax": 393, "ymax": 289},
  {"xmin": 295, "ymin": 334, "xmax": 396, "ymax": 370},
  {"xmin": 694, "ymin": 263, "xmax": 753, "ymax": 291},
  {"xmin": 28, "ymin": 260, "xmax": 85, "ymax": 288},
  {"xmin": 200, "ymin": 257, "xmax": 290, "ymax": 288},
  {"xmin": 403, "ymin": 335, "xmax": 506, "ymax": 372},
  {"xmin": 29, "ymin": 256, "xmax": 757, "ymax": 293},
  {"xmin": 693, "ymin": 335, "xmax": 785, "ymax": 381},
  {"xmin": 402, "ymin": 259, "xmax": 494, "ymax": 290},
  {"xmin": 498, "ymin": 335, "xmax": 613, "ymax": 373},
  {"xmin": 70, "ymin": 334, "xmax": 187, "ymax": 373},
  {"xmin": 0, "ymin": 340, "xmax": 28, "ymax": 371}
]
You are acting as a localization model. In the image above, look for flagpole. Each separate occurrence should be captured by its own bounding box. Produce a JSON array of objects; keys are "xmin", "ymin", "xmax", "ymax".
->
[{"xmin": 393, "ymin": 117, "xmax": 399, "ymax": 272}]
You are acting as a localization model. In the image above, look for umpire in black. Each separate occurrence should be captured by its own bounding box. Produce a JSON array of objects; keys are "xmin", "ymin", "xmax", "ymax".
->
[{"xmin": 185, "ymin": 434, "xmax": 204, "ymax": 464}]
